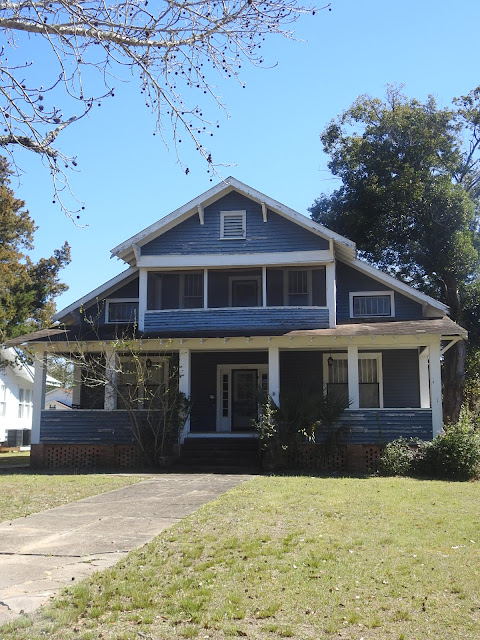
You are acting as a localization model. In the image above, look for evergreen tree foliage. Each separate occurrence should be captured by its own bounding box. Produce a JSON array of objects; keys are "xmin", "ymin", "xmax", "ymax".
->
[
  {"xmin": 0, "ymin": 157, "xmax": 71, "ymax": 342},
  {"xmin": 310, "ymin": 86, "xmax": 480, "ymax": 422}
]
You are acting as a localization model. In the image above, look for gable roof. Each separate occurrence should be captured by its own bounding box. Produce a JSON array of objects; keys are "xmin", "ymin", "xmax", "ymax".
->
[{"xmin": 110, "ymin": 177, "xmax": 357, "ymax": 264}]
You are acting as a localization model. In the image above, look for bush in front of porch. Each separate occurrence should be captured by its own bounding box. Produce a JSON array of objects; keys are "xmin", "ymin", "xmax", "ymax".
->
[
  {"xmin": 379, "ymin": 408, "xmax": 480, "ymax": 480},
  {"xmin": 253, "ymin": 387, "xmax": 350, "ymax": 471}
]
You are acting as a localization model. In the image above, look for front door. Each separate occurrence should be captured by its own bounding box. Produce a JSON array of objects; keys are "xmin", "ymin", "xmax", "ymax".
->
[
  {"xmin": 216, "ymin": 365, "xmax": 268, "ymax": 432},
  {"xmin": 232, "ymin": 369, "xmax": 258, "ymax": 431}
]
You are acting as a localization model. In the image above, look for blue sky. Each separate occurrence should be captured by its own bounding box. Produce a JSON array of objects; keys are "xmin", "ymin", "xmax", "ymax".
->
[{"xmin": 13, "ymin": 0, "xmax": 480, "ymax": 312}]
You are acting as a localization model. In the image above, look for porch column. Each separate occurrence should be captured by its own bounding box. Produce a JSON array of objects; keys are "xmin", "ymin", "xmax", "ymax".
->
[
  {"xmin": 419, "ymin": 347, "xmax": 430, "ymax": 408},
  {"xmin": 72, "ymin": 362, "xmax": 82, "ymax": 407},
  {"xmin": 347, "ymin": 345, "xmax": 359, "ymax": 409},
  {"xmin": 326, "ymin": 260, "xmax": 336, "ymax": 328},
  {"xmin": 31, "ymin": 349, "xmax": 47, "ymax": 445},
  {"xmin": 139, "ymin": 268, "xmax": 148, "ymax": 331},
  {"xmin": 262, "ymin": 266, "xmax": 267, "ymax": 308},
  {"xmin": 104, "ymin": 345, "xmax": 117, "ymax": 411},
  {"xmin": 179, "ymin": 348, "xmax": 191, "ymax": 442},
  {"xmin": 268, "ymin": 345, "xmax": 280, "ymax": 406},
  {"xmin": 429, "ymin": 339, "xmax": 443, "ymax": 437}
]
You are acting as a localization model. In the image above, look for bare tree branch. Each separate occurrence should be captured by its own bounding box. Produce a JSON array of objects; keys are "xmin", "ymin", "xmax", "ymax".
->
[{"xmin": 0, "ymin": 0, "xmax": 329, "ymax": 217}]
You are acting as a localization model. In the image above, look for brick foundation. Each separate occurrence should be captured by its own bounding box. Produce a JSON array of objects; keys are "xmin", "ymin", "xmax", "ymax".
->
[
  {"xmin": 286, "ymin": 443, "xmax": 381, "ymax": 474},
  {"xmin": 31, "ymin": 443, "xmax": 144, "ymax": 471}
]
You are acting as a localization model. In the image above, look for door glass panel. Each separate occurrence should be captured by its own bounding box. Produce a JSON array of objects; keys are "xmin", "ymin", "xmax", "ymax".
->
[{"xmin": 232, "ymin": 369, "xmax": 258, "ymax": 431}]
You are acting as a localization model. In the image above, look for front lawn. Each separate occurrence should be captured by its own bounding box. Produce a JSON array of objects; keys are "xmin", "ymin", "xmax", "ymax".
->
[
  {"xmin": 0, "ymin": 473, "xmax": 143, "ymax": 522},
  {"xmin": 2, "ymin": 476, "xmax": 479, "ymax": 639}
]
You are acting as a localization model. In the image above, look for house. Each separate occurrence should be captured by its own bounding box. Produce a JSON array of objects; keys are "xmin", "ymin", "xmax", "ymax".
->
[
  {"xmin": 14, "ymin": 178, "xmax": 466, "ymax": 470},
  {"xmin": 0, "ymin": 348, "xmax": 34, "ymax": 446},
  {"xmin": 45, "ymin": 388, "xmax": 73, "ymax": 411}
]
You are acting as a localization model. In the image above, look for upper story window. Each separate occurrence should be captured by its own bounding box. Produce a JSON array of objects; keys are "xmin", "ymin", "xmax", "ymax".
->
[
  {"xmin": 0, "ymin": 384, "xmax": 6, "ymax": 417},
  {"xmin": 18, "ymin": 388, "xmax": 33, "ymax": 419},
  {"xmin": 220, "ymin": 211, "xmax": 246, "ymax": 239},
  {"xmin": 287, "ymin": 269, "xmax": 310, "ymax": 306},
  {"xmin": 349, "ymin": 291, "xmax": 394, "ymax": 318},
  {"xmin": 106, "ymin": 299, "xmax": 139, "ymax": 323},
  {"xmin": 182, "ymin": 272, "xmax": 204, "ymax": 308}
]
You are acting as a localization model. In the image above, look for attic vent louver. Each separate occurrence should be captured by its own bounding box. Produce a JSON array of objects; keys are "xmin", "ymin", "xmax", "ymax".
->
[{"xmin": 221, "ymin": 210, "xmax": 246, "ymax": 239}]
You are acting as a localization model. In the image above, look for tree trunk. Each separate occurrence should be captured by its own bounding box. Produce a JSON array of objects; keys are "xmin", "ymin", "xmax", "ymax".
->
[
  {"xmin": 441, "ymin": 274, "xmax": 466, "ymax": 425},
  {"xmin": 442, "ymin": 339, "xmax": 466, "ymax": 425}
]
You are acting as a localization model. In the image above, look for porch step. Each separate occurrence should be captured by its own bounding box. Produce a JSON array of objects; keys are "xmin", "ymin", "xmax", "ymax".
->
[{"xmin": 180, "ymin": 437, "xmax": 260, "ymax": 471}]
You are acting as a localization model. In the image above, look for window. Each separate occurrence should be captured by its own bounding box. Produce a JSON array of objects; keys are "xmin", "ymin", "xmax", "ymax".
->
[
  {"xmin": 349, "ymin": 291, "xmax": 394, "ymax": 318},
  {"xmin": 0, "ymin": 384, "xmax": 6, "ymax": 417},
  {"xmin": 117, "ymin": 356, "xmax": 168, "ymax": 410},
  {"xmin": 182, "ymin": 272, "xmax": 203, "ymax": 308},
  {"xmin": 220, "ymin": 211, "xmax": 246, "ymax": 239},
  {"xmin": 287, "ymin": 269, "xmax": 310, "ymax": 306},
  {"xmin": 106, "ymin": 299, "xmax": 139, "ymax": 323},
  {"xmin": 18, "ymin": 388, "xmax": 33, "ymax": 419},
  {"xmin": 324, "ymin": 353, "xmax": 383, "ymax": 408},
  {"xmin": 229, "ymin": 276, "xmax": 261, "ymax": 307}
]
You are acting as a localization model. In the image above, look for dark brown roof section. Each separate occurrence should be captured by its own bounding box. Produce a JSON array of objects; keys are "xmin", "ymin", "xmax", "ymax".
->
[
  {"xmin": 6, "ymin": 316, "xmax": 466, "ymax": 345},
  {"xmin": 287, "ymin": 317, "xmax": 467, "ymax": 338}
]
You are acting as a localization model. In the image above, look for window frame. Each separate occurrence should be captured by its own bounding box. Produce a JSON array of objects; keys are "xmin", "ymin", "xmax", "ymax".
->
[
  {"xmin": 349, "ymin": 290, "xmax": 395, "ymax": 319},
  {"xmin": 105, "ymin": 298, "xmax": 140, "ymax": 324},
  {"xmin": 180, "ymin": 271, "xmax": 204, "ymax": 309},
  {"xmin": 284, "ymin": 268, "xmax": 313, "ymax": 306},
  {"xmin": 220, "ymin": 210, "xmax": 247, "ymax": 240},
  {"xmin": 116, "ymin": 355, "xmax": 169, "ymax": 410},
  {"xmin": 322, "ymin": 352, "xmax": 384, "ymax": 409},
  {"xmin": 0, "ymin": 383, "xmax": 6, "ymax": 417},
  {"xmin": 18, "ymin": 387, "xmax": 33, "ymax": 419},
  {"xmin": 228, "ymin": 275, "xmax": 262, "ymax": 307}
]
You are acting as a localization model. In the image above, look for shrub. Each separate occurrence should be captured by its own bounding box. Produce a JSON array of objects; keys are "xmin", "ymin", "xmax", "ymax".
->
[
  {"xmin": 419, "ymin": 415, "xmax": 480, "ymax": 481},
  {"xmin": 379, "ymin": 438, "xmax": 416, "ymax": 476}
]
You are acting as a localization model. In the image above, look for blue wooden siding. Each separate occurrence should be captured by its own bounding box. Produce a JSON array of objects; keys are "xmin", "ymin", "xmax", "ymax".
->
[
  {"xmin": 141, "ymin": 192, "xmax": 329, "ymax": 255},
  {"xmin": 334, "ymin": 409, "xmax": 433, "ymax": 444},
  {"xmin": 190, "ymin": 351, "xmax": 269, "ymax": 433},
  {"xmin": 144, "ymin": 307, "xmax": 329, "ymax": 333},
  {"xmin": 40, "ymin": 411, "xmax": 136, "ymax": 444},
  {"xmin": 336, "ymin": 261, "xmax": 423, "ymax": 322}
]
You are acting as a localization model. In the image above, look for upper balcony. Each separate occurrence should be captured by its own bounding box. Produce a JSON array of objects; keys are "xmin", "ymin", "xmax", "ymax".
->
[{"xmin": 107, "ymin": 265, "xmax": 334, "ymax": 335}]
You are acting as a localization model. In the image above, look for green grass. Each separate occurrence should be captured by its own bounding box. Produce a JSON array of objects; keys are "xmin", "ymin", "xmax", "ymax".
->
[
  {"xmin": 0, "ymin": 473, "xmax": 144, "ymax": 522},
  {"xmin": 0, "ymin": 450, "xmax": 31, "ymax": 468},
  {"xmin": 1, "ymin": 476, "xmax": 479, "ymax": 639}
]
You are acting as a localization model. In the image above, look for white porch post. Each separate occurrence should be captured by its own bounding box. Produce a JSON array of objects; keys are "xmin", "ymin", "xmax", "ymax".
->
[
  {"xmin": 419, "ymin": 347, "xmax": 430, "ymax": 409},
  {"xmin": 203, "ymin": 269, "xmax": 208, "ymax": 309},
  {"xmin": 326, "ymin": 261, "xmax": 336, "ymax": 328},
  {"xmin": 139, "ymin": 268, "xmax": 148, "ymax": 331},
  {"xmin": 262, "ymin": 266, "xmax": 267, "ymax": 308},
  {"xmin": 268, "ymin": 345, "xmax": 280, "ymax": 406},
  {"xmin": 429, "ymin": 339, "xmax": 443, "ymax": 437},
  {"xmin": 179, "ymin": 348, "xmax": 191, "ymax": 442},
  {"xmin": 104, "ymin": 345, "xmax": 117, "ymax": 411},
  {"xmin": 31, "ymin": 349, "xmax": 47, "ymax": 445},
  {"xmin": 72, "ymin": 362, "xmax": 82, "ymax": 407},
  {"xmin": 347, "ymin": 344, "xmax": 359, "ymax": 409}
]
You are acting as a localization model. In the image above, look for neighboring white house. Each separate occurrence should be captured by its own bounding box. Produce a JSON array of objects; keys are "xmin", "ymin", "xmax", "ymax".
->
[
  {"xmin": 0, "ymin": 348, "xmax": 35, "ymax": 446},
  {"xmin": 45, "ymin": 388, "xmax": 73, "ymax": 411}
]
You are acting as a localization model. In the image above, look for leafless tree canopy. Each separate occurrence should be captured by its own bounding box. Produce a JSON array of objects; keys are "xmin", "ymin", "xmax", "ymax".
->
[{"xmin": 0, "ymin": 0, "xmax": 327, "ymax": 214}]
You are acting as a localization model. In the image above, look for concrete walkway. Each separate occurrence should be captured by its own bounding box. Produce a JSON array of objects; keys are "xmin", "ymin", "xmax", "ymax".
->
[{"xmin": 0, "ymin": 473, "xmax": 253, "ymax": 623}]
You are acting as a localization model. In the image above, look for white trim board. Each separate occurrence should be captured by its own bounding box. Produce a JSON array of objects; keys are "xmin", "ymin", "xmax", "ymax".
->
[
  {"xmin": 136, "ymin": 250, "xmax": 333, "ymax": 268},
  {"xmin": 110, "ymin": 177, "xmax": 356, "ymax": 261}
]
